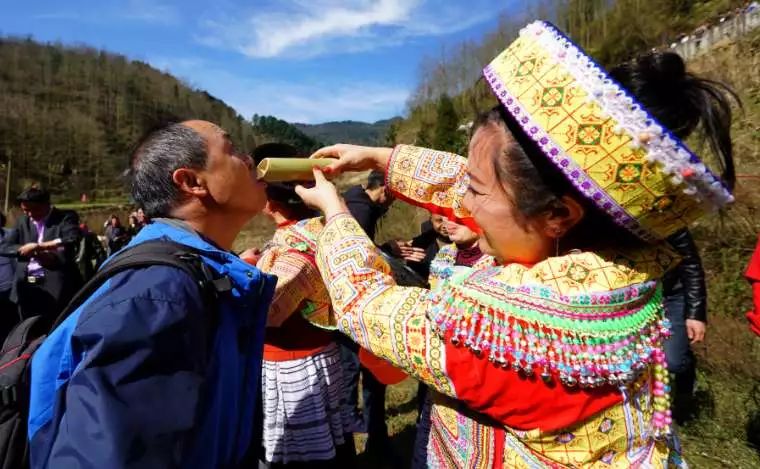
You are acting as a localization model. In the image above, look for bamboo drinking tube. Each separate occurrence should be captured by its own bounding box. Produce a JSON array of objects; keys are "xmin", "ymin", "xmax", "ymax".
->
[{"xmin": 255, "ymin": 158, "xmax": 333, "ymax": 182}]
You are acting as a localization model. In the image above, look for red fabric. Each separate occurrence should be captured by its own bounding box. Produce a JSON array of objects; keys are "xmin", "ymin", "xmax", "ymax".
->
[
  {"xmin": 276, "ymin": 220, "xmax": 298, "ymax": 228},
  {"xmin": 444, "ymin": 341, "xmax": 622, "ymax": 432},
  {"xmin": 745, "ymin": 236, "xmax": 760, "ymax": 282},
  {"xmin": 263, "ymin": 313, "xmax": 333, "ymax": 361},
  {"xmin": 744, "ymin": 236, "xmax": 760, "ymax": 337},
  {"xmin": 747, "ymin": 283, "xmax": 760, "ymax": 337},
  {"xmin": 388, "ymin": 186, "xmax": 480, "ymax": 233},
  {"xmin": 359, "ymin": 348, "xmax": 408, "ymax": 385}
]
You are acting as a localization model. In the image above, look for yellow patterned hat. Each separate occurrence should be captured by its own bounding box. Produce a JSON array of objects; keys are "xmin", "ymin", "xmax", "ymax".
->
[{"xmin": 483, "ymin": 21, "xmax": 734, "ymax": 241}]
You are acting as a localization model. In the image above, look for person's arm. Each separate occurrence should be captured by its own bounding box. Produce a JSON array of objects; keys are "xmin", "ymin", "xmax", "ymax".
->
[
  {"xmin": 667, "ymin": 230, "xmax": 707, "ymax": 324},
  {"xmin": 315, "ymin": 212, "xmax": 457, "ymax": 396},
  {"xmin": 41, "ymin": 271, "xmax": 207, "ymax": 468},
  {"xmin": 40, "ymin": 211, "xmax": 80, "ymax": 251},
  {"xmin": 312, "ymin": 144, "xmax": 474, "ymax": 228},
  {"xmin": 257, "ymin": 247, "xmax": 319, "ymax": 327},
  {"xmin": 385, "ymin": 145, "xmax": 473, "ymax": 226}
]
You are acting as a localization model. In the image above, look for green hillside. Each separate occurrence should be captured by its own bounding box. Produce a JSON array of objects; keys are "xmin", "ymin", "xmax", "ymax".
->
[
  {"xmin": 0, "ymin": 37, "xmax": 268, "ymax": 202},
  {"xmin": 294, "ymin": 118, "xmax": 401, "ymax": 146}
]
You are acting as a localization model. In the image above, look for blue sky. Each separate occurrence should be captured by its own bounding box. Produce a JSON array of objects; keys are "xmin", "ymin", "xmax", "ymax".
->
[{"xmin": 2, "ymin": 0, "xmax": 526, "ymax": 123}]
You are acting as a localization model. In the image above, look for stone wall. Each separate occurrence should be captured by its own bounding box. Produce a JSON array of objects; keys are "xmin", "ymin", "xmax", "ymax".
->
[{"xmin": 670, "ymin": 7, "xmax": 760, "ymax": 60}]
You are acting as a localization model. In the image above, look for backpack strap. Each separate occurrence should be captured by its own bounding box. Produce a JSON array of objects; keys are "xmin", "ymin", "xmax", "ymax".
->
[
  {"xmin": 0, "ymin": 317, "xmax": 46, "ymax": 356},
  {"xmin": 50, "ymin": 239, "xmax": 231, "ymax": 331}
]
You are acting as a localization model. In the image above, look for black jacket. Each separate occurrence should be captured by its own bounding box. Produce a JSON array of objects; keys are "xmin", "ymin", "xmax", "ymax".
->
[
  {"xmin": 343, "ymin": 186, "xmax": 387, "ymax": 241},
  {"xmin": 663, "ymin": 229, "xmax": 707, "ymax": 322},
  {"xmin": 406, "ymin": 221, "xmax": 442, "ymax": 281},
  {"xmin": 1, "ymin": 207, "xmax": 83, "ymax": 304}
]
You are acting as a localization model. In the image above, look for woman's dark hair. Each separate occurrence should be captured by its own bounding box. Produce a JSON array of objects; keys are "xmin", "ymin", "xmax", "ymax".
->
[
  {"xmin": 252, "ymin": 142, "xmax": 317, "ymax": 221},
  {"xmin": 609, "ymin": 51, "xmax": 738, "ymax": 190},
  {"xmin": 474, "ymin": 50, "xmax": 738, "ymax": 248}
]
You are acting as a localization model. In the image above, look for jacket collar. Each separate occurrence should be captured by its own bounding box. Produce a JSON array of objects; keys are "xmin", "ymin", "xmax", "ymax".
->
[{"xmin": 129, "ymin": 219, "xmax": 270, "ymax": 296}]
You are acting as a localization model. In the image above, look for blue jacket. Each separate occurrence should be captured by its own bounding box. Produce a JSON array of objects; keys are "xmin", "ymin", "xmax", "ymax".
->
[{"xmin": 28, "ymin": 220, "xmax": 276, "ymax": 468}]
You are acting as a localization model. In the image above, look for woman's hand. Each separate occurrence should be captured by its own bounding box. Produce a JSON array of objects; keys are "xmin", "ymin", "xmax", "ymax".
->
[
  {"xmin": 295, "ymin": 168, "xmax": 348, "ymax": 218},
  {"xmin": 310, "ymin": 144, "xmax": 393, "ymax": 176}
]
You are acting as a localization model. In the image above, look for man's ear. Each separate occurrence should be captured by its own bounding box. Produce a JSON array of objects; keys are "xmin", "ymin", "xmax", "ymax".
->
[
  {"xmin": 542, "ymin": 195, "xmax": 585, "ymax": 238},
  {"xmin": 172, "ymin": 168, "xmax": 208, "ymax": 198}
]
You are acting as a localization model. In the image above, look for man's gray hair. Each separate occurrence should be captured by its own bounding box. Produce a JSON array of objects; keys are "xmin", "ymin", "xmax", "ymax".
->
[{"xmin": 130, "ymin": 123, "xmax": 208, "ymax": 218}]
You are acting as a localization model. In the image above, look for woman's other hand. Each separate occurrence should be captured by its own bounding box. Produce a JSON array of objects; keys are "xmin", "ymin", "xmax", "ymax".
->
[
  {"xmin": 295, "ymin": 168, "xmax": 347, "ymax": 218},
  {"xmin": 310, "ymin": 144, "xmax": 393, "ymax": 176}
]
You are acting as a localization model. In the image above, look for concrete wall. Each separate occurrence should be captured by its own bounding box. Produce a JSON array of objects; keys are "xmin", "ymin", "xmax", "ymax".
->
[{"xmin": 670, "ymin": 7, "xmax": 760, "ymax": 60}]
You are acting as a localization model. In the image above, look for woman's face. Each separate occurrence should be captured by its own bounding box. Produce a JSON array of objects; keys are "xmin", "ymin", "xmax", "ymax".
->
[{"xmin": 462, "ymin": 123, "xmax": 552, "ymax": 265}]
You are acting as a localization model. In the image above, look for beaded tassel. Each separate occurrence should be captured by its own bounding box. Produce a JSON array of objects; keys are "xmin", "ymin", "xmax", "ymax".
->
[{"xmin": 429, "ymin": 282, "xmax": 670, "ymax": 393}]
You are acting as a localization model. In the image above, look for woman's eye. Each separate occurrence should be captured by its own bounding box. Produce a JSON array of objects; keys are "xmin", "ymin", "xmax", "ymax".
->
[{"xmin": 467, "ymin": 185, "xmax": 482, "ymax": 195}]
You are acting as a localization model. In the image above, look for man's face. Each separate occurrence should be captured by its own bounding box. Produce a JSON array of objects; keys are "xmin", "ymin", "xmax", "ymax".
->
[
  {"xmin": 182, "ymin": 121, "xmax": 267, "ymax": 217},
  {"xmin": 20, "ymin": 201, "xmax": 50, "ymax": 221}
]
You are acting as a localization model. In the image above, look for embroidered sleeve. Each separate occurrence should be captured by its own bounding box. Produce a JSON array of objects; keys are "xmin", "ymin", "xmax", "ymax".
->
[
  {"xmin": 257, "ymin": 246, "xmax": 321, "ymax": 327},
  {"xmin": 316, "ymin": 213, "xmax": 456, "ymax": 397},
  {"xmin": 387, "ymin": 145, "xmax": 475, "ymax": 227}
]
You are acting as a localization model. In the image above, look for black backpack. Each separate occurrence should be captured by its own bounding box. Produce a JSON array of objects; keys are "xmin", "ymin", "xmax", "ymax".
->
[{"xmin": 0, "ymin": 239, "xmax": 229, "ymax": 469}]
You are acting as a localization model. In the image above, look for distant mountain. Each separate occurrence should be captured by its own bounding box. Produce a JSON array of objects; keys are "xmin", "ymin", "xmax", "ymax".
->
[{"xmin": 295, "ymin": 118, "xmax": 402, "ymax": 146}]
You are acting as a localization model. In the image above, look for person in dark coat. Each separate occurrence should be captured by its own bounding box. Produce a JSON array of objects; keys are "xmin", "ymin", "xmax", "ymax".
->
[
  {"xmin": 0, "ymin": 211, "xmax": 18, "ymax": 340},
  {"xmin": 1, "ymin": 188, "xmax": 83, "ymax": 326},
  {"xmin": 75, "ymin": 223, "xmax": 106, "ymax": 281},
  {"xmin": 28, "ymin": 120, "xmax": 276, "ymax": 469},
  {"xmin": 385, "ymin": 213, "xmax": 451, "ymax": 282},
  {"xmin": 662, "ymin": 228, "xmax": 707, "ymax": 423},
  {"xmin": 341, "ymin": 170, "xmax": 391, "ymax": 241},
  {"xmin": 339, "ymin": 171, "xmax": 397, "ymax": 458}
]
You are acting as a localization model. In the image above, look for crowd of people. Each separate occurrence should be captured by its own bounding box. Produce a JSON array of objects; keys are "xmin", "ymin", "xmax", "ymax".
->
[{"xmin": 0, "ymin": 19, "xmax": 759, "ymax": 468}]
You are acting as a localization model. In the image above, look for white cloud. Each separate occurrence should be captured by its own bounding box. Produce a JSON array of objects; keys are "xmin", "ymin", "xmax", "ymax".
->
[
  {"xmin": 121, "ymin": 0, "xmax": 179, "ymax": 25},
  {"xmin": 146, "ymin": 56, "xmax": 408, "ymax": 123},
  {"xmin": 32, "ymin": 1, "xmax": 179, "ymax": 26},
  {"xmin": 198, "ymin": 0, "xmax": 494, "ymax": 59}
]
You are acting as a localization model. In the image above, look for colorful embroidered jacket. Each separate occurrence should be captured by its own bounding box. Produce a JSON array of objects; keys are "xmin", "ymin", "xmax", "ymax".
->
[
  {"xmin": 258, "ymin": 219, "xmax": 334, "ymax": 361},
  {"xmin": 315, "ymin": 145, "xmax": 684, "ymax": 468},
  {"xmin": 428, "ymin": 243, "xmax": 496, "ymax": 291}
]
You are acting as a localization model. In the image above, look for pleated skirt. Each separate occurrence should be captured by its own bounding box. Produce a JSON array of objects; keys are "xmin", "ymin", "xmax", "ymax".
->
[{"xmin": 261, "ymin": 342, "xmax": 350, "ymax": 463}]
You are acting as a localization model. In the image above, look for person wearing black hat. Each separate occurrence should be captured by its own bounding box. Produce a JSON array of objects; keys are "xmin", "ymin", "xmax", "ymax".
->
[{"xmin": 1, "ymin": 187, "xmax": 82, "ymax": 326}]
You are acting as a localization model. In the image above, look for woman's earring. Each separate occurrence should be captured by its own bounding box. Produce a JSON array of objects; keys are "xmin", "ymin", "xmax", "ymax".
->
[{"xmin": 554, "ymin": 228, "xmax": 562, "ymax": 256}]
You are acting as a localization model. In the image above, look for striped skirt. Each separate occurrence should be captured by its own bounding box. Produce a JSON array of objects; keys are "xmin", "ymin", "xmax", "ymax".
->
[{"xmin": 261, "ymin": 342, "xmax": 350, "ymax": 463}]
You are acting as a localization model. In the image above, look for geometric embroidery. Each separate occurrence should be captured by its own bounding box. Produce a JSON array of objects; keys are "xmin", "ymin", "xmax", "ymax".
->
[
  {"xmin": 566, "ymin": 262, "xmax": 591, "ymax": 283},
  {"xmin": 598, "ymin": 418, "xmax": 615, "ymax": 434},
  {"xmin": 516, "ymin": 58, "xmax": 536, "ymax": 77},
  {"xmin": 576, "ymin": 124, "xmax": 602, "ymax": 146},
  {"xmin": 541, "ymin": 86, "xmax": 565, "ymax": 107},
  {"xmin": 615, "ymin": 163, "xmax": 643, "ymax": 184}
]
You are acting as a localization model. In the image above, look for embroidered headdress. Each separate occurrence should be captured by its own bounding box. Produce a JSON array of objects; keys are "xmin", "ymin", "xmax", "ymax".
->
[{"xmin": 483, "ymin": 21, "xmax": 733, "ymax": 242}]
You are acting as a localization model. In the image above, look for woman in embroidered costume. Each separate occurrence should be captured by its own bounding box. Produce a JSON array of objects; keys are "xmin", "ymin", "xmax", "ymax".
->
[
  {"xmin": 245, "ymin": 143, "xmax": 353, "ymax": 468},
  {"xmin": 295, "ymin": 22, "xmax": 738, "ymax": 468}
]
